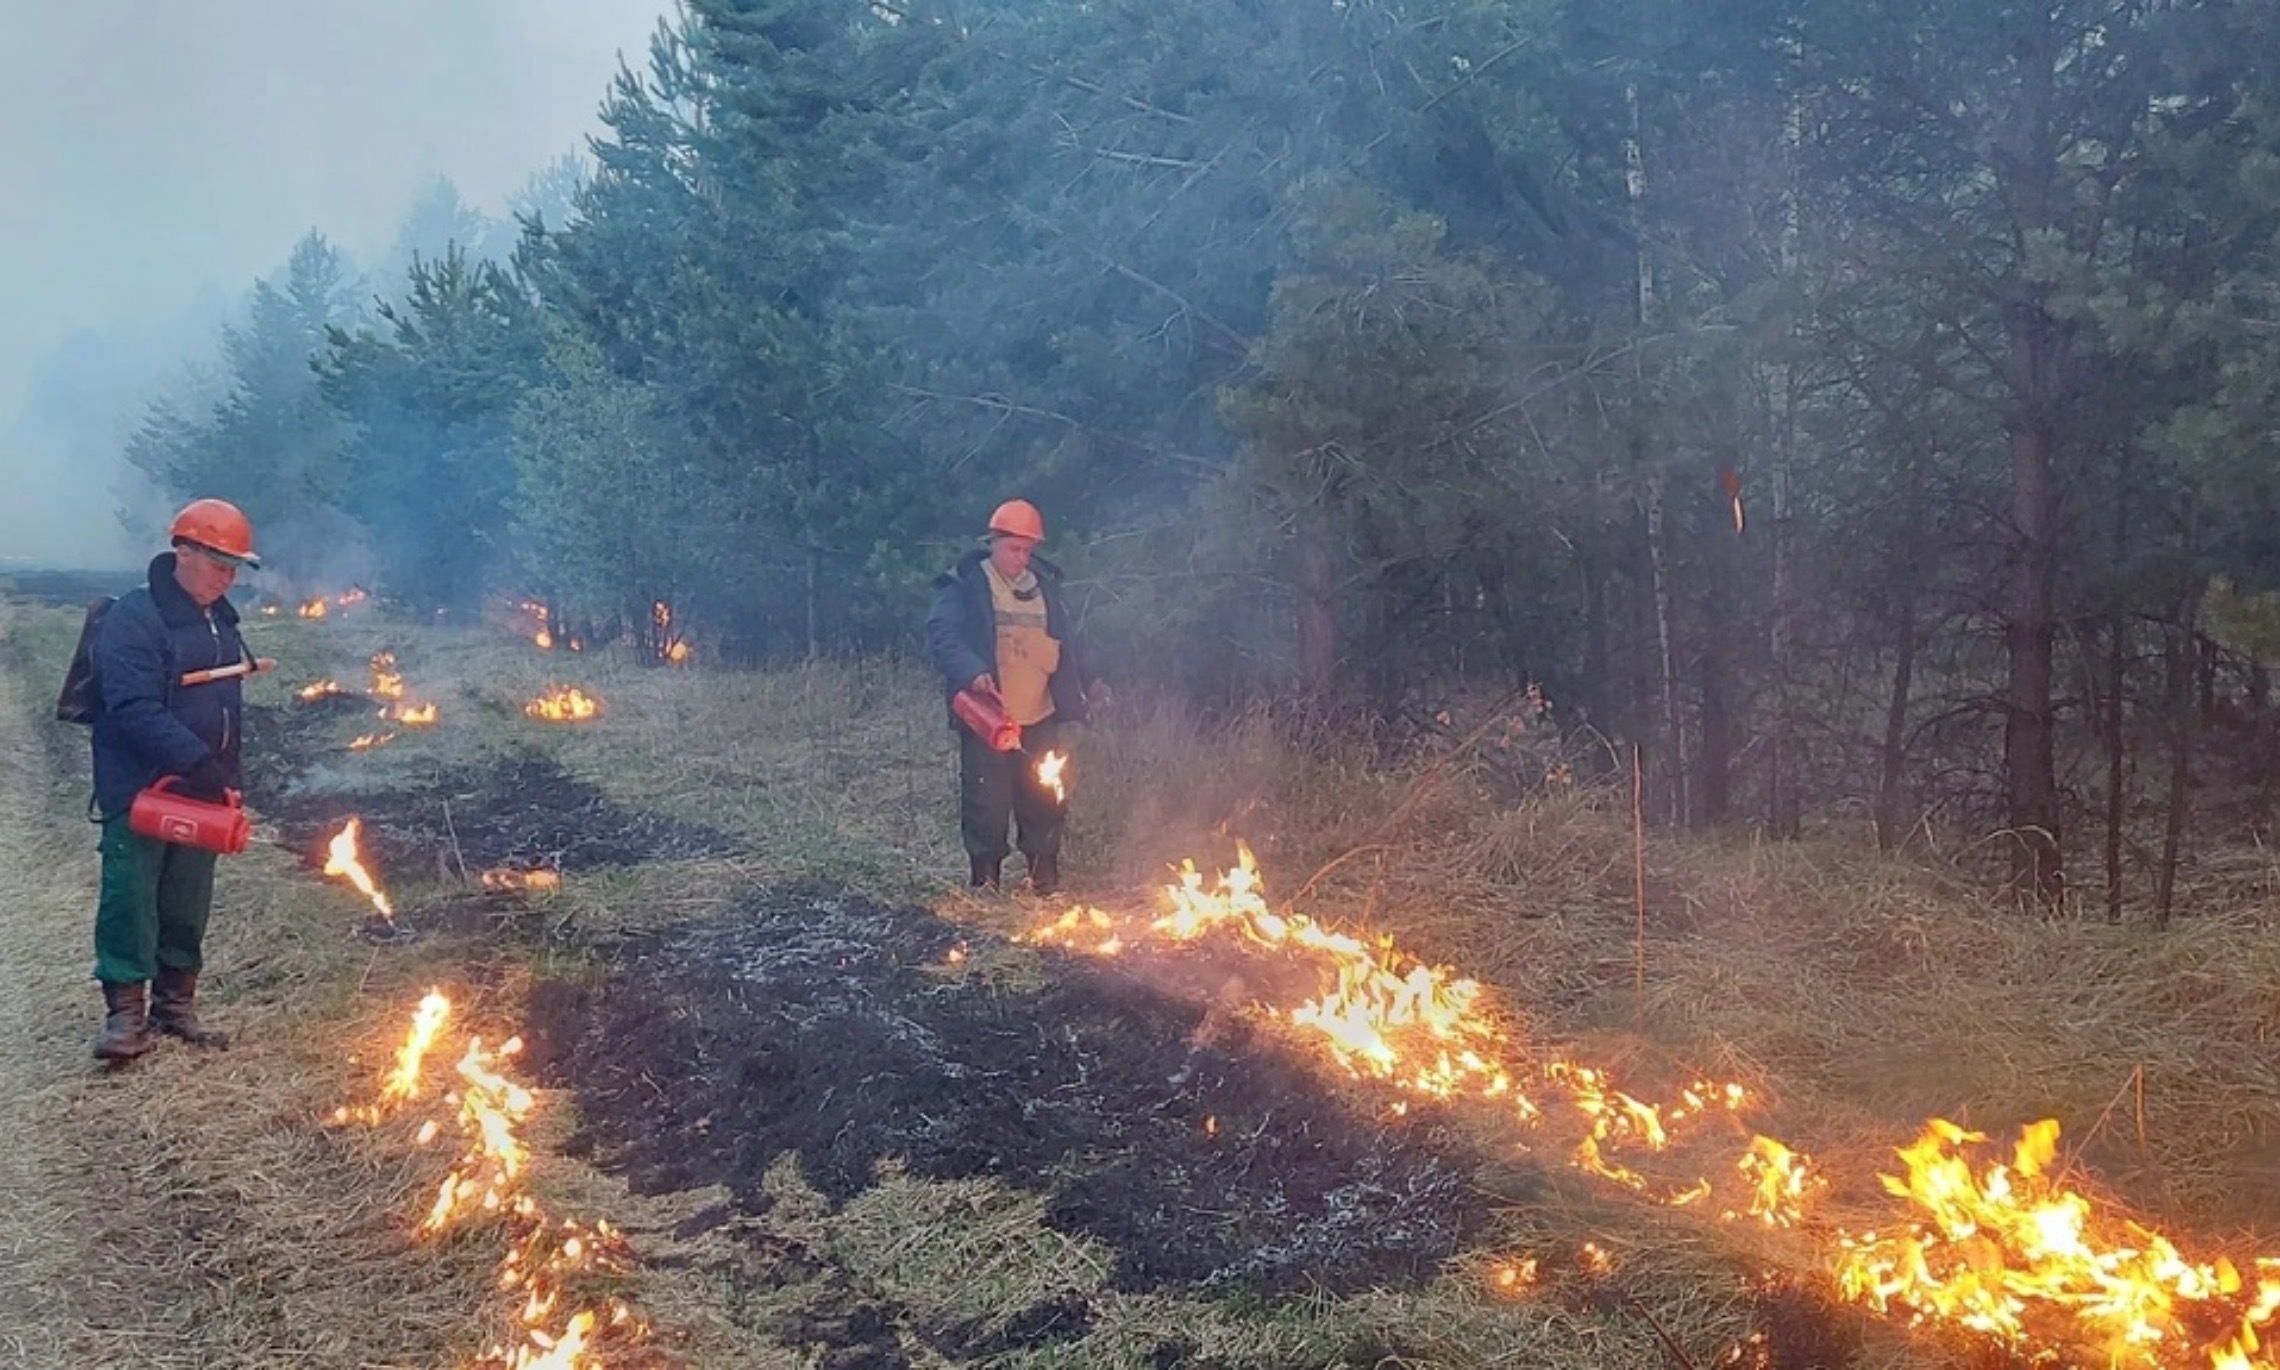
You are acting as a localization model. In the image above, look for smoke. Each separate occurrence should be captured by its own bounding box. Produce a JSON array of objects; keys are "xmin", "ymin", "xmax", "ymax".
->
[
  {"xmin": 0, "ymin": 324, "xmax": 209, "ymax": 570},
  {"xmin": 0, "ymin": 442, "xmax": 139, "ymax": 572},
  {"xmin": 0, "ymin": 0, "xmax": 666, "ymax": 573}
]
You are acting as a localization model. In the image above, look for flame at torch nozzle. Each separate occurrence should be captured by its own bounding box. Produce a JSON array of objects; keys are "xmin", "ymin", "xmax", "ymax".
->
[{"xmin": 323, "ymin": 817, "xmax": 395, "ymax": 921}]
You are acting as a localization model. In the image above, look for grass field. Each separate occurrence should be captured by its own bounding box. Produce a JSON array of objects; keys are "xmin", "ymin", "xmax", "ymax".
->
[{"xmin": 7, "ymin": 589, "xmax": 2280, "ymax": 1368}]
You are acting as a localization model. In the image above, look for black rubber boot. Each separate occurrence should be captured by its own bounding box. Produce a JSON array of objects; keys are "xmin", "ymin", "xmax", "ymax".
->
[
  {"xmin": 151, "ymin": 967, "xmax": 230, "ymax": 1050},
  {"xmin": 1029, "ymin": 853, "xmax": 1060, "ymax": 898},
  {"xmin": 94, "ymin": 982, "xmax": 154, "ymax": 1061},
  {"xmin": 969, "ymin": 855, "xmax": 1002, "ymax": 891}
]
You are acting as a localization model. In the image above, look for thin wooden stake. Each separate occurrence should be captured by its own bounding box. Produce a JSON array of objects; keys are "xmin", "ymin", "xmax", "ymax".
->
[
  {"xmin": 2135, "ymin": 1064, "xmax": 2152, "ymax": 1172},
  {"xmin": 1634, "ymin": 744, "xmax": 1647, "ymax": 1009}
]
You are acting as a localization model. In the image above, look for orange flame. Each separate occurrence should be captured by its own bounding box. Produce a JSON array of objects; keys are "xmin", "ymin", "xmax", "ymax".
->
[
  {"xmin": 330, "ymin": 990, "xmax": 452, "ymax": 1127},
  {"xmin": 332, "ymin": 991, "xmax": 656, "ymax": 1367},
  {"xmin": 1161, "ymin": 846, "xmax": 1513, "ymax": 1098},
  {"xmin": 1733, "ymin": 1134, "xmax": 1817, "ymax": 1228},
  {"xmin": 369, "ymin": 650, "xmax": 405, "ymax": 699},
  {"xmin": 298, "ymin": 679, "xmax": 347, "ymax": 702},
  {"xmin": 524, "ymin": 687, "xmax": 602, "ymax": 723},
  {"xmin": 1037, "ymin": 749, "xmax": 1068, "ymax": 804},
  {"xmin": 387, "ymin": 701, "xmax": 439, "ymax": 726},
  {"xmin": 480, "ymin": 868, "xmax": 562, "ymax": 893},
  {"xmin": 347, "ymin": 732, "xmax": 396, "ymax": 751},
  {"xmin": 520, "ymin": 600, "xmax": 555, "ymax": 650},
  {"xmin": 420, "ymin": 1035, "xmax": 534, "ymax": 1235},
  {"xmin": 1018, "ymin": 848, "xmax": 1824, "ymax": 1259},
  {"xmin": 338, "ymin": 587, "xmax": 368, "ymax": 606},
  {"xmin": 1835, "ymin": 1119, "xmax": 2280, "ymax": 1366},
  {"xmin": 652, "ymin": 601, "xmax": 691, "ymax": 665},
  {"xmin": 1016, "ymin": 846, "xmax": 2280, "ymax": 1367},
  {"xmin": 382, "ymin": 992, "xmax": 452, "ymax": 1103},
  {"xmin": 1491, "ymin": 1255, "xmax": 1541, "ymax": 1294},
  {"xmin": 298, "ymin": 598, "xmax": 330, "ymax": 619},
  {"xmin": 321, "ymin": 817, "xmax": 394, "ymax": 921},
  {"xmin": 1026, "ymin": 846, "xmax": 1522, "ymax": 1100}
]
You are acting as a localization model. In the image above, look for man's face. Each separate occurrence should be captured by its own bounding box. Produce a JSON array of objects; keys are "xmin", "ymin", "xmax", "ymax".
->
[
  {"xmin": 173, "ymin": 543, "xmax": 240, "ymax": 607},
  {"xmin": 989, "ymin": 533, "xmax": 1038, "ymax": 580}
]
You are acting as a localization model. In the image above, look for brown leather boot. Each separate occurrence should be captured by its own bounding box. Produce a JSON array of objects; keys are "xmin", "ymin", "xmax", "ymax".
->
[
  {"xmin": 1029, "ymin": 853, "xmax": 1060, "ymax": 897},
  {"xmin": 151, "ymin": 967, "xmax": 230, "ymax": 1050},
  {"xmin": 969, "ymin": 855, "xmax": 1002, "ymax": 891},
  {"xmin": 94, "ymin": 982, "xmax": 154, "ymax": 1061}
]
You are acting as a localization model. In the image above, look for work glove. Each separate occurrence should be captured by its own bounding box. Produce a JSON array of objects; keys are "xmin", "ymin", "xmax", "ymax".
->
[{"xmin": 178, "ymin": 754, "xmax": 232, "ymax": 802}]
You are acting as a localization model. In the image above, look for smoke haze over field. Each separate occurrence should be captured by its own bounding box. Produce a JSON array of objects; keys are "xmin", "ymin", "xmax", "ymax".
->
[{"xmin": 0, "ymin": 0, "xmax": 666, "ymax": 569}]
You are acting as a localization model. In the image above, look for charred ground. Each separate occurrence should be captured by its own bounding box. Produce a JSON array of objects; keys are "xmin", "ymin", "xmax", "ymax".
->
[
  {"xmin": 522, "ymin": 893, "xmax": 1492, "ymax": 1296},
  {"xmin": 250, "ymin": 715, "xmax": 734, "ymax": 877},
  {"xmin": 222, "ymin": 667, "xmax": 1884, "ymax": 1367}
]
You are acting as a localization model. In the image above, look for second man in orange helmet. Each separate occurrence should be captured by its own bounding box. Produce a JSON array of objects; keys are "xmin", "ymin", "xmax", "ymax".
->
[{"xmin": 925, "ymin": 499, "xmax": 1105, "ymax": 895}]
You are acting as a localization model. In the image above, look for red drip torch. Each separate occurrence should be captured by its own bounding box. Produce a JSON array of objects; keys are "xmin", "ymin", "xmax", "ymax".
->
[
  {"xmin": 124, "ymin": 654, "xmax": 272, "ymax": 854},
  {"xmin": 128, "ymin": 777, "xmax": 250, "ymax": 855},
  {"xmin": 951, "ymin": 687, "xmax": 1022, "ymax": 752}
]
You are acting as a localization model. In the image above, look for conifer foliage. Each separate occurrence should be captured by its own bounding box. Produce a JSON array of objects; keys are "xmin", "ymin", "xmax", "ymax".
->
[{"xmin": 126, "ymin": 0, "xmax": 2280, "ymax": 902}]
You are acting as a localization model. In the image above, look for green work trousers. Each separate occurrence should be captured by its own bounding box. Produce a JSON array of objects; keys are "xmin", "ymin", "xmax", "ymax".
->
[
  {"xmin": 93, "ymin": 814, "xmax": 216, "ymax": 986},
  {"xmin": 959, "ymin": 716, "xmax": 1066, "ymax": 862}
]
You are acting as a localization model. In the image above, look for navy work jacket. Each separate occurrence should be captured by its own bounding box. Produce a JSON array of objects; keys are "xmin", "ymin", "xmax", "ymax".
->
[
  {"xmin": 89, "ymin": 553, "xmax": 248, "ymax": 818},
  {"xmin": 924, "ymin": 549, "xmax": 1090, "ymax": 730}
]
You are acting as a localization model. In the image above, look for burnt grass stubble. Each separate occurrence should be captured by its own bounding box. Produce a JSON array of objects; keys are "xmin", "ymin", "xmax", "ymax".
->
[
  {"xmin": 249, "ymin": 698, "xmax": 734, "ymax": 935},
  {"xmin": 237, "ymin": 695, "xmax": 1874, "ymax": 1367}
]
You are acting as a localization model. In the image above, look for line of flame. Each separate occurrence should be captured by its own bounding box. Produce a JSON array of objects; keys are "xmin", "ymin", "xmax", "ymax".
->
[
  {"xmin": 1019, "ymin": 846, "xmax": 2280, "ymax": 1366},
  {"xmin": 331, "ymin": 994, "xmax": 654, "ymax": 1368}
]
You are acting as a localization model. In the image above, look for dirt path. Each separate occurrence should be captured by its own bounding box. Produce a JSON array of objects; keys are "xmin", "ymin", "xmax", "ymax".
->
[{"xmin": 0, "ymin": 597, "xmax": 95, "ymax": 1364}]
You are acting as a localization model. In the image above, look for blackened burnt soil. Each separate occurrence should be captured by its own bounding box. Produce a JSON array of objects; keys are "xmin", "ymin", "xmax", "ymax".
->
[
  {"xmin": 253, "ymin": 741, "xmax": 734, "ymax": 875},
  {"xmin": 523, "ymin": 889, "xmax": 1495, "ymax": 1299}
]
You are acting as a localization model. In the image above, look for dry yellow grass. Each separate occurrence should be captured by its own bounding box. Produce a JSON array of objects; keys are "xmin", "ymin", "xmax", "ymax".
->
[
  {"xmin": 499, "ymin": 638, "xmax": 2280, "ymax": 1363},
  {"xmin": 0, "ymin": 601, "xmax": 792, "ymax": 1368},
  {"xmin": 15, "ymin": 594, "xmax": 2280, "ymax": 1367}
]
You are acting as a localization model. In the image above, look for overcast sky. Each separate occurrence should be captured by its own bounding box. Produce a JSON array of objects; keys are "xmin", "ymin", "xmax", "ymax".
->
[{"xmin": 0, "ymin": 0, "xmax": 668, "ymax": 567}]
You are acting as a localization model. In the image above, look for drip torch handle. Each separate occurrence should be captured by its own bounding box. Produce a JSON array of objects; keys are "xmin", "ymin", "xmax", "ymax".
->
[{"xmin": 179, "ymin": 657, "xmax": 276, "ymax": 687}]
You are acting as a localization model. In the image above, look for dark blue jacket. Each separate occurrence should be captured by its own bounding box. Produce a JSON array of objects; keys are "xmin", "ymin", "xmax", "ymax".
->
[
  {"xmin": 925, "ymin": 549, "xmax": 1090, "ymax": 729},
  {"xmin": 89, "ymin": 554, "xmax": 248, "ymax": 818}
]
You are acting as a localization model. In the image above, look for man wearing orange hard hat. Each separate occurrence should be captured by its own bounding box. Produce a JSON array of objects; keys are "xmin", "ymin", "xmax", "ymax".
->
[
  {"xmin": 925, "ymin": 498, "xmax": 1108, "ymax": 895},
  {"xmin": 78, "ymin": 498, "xmax": 261, "ymax": 1060}
]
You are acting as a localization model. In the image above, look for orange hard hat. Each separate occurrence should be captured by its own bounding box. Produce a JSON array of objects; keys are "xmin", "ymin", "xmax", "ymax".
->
[
  {"xmin": 169, "ymin": 498, "xmax": 261, "ymax": 567},
  {"xmin": 988, "ymin": 498, "xmax": 1045, "ymax": 542}
]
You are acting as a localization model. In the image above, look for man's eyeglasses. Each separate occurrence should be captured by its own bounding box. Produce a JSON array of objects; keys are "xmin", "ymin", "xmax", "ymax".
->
[{"xmin": 185, "ymin": 543, "xmax": 255, "ymax": 571}]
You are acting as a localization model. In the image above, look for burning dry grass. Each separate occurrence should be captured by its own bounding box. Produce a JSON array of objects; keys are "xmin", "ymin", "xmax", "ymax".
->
[
  {"xmin": 0, "ymin": 604, "xmax": 766, "ymax": 1368},
  {"xmin": 552, "ymin": 656, "xmax": 2280, "ymax": 1360},
  {"xmin": 0, "ymin": 605, "xmax": 474, "ymax": 1365},
  {"xmin": 1062, "ymin": 696, "xmax": 2280, "ymax": 1232},
  {"xmin": 20, "ymin": 592, "xmax": 2280, "ymax": 1365}
]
